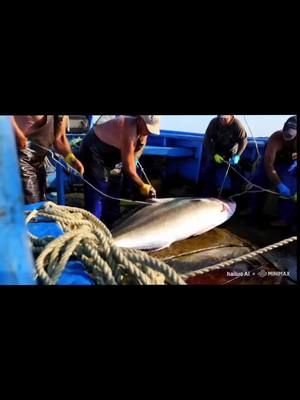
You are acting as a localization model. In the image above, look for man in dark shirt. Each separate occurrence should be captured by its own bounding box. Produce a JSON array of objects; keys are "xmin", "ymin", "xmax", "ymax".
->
[
  {"xmin": 264, "ymin": 115, "xmax": 297, "ymax": 227},
  {"xmin": 201, "ymin": 115, "xmax": 248, "ymax": 197}
]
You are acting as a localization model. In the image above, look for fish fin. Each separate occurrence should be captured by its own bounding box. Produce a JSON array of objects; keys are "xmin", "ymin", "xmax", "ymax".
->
[
  {"xmin": 146, "ymin": 198, "xmax": 175, "ymax": 204},
  {"xmin": 140, "ymin": 241, "xmax": 173, "ymax": 252},
  {"xmin": 148, "ymin": 197, "xmax": 196, "ymax": 204},
  {"xmin": 192, "ymin": 223, "xmax": 219, "ymax": 237}
]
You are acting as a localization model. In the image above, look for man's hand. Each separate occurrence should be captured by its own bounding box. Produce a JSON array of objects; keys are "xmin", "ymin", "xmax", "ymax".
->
[
  {"xmin": 72, "ymin": 158, "xmax": 85, "ymax": 175},
  {"xmin": 276, "ymin": 182, "xmax": 291, "ymax": 197},
  {"xmin": 64, "ymin": 153, "xmax": 85, "ymax": 175},
  {"xmin": 140, "ymin": 183, "xmax": 157, "ymax": 198},
  {"xmin": 214, "ymin": 154, "xmax": 224, "ymax": 164},
  {"xmin": 11, "ymin": 116, "xmax": 28, "ymax": 150},
  {"xmin": 16, "ymin": 135, "xmax": 28, "ymax": 150}
]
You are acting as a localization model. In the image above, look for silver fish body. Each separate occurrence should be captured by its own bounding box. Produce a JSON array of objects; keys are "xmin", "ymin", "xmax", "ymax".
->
[{"xmin": 112, "ymin": 197, "xmax": 236, "ymax": 251}]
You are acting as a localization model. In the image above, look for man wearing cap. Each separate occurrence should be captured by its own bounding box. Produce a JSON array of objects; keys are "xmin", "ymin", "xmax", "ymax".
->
[
  {"xmin": 201, "ymin": 115, "xmax": 248, "ymax": 196},
  {"xmin": 264, "ymin": 115, "xmax": 297, "ymax": 227},
  {"xmin": 12, "ymin": 115, "xmax": 84, "ymax": 204},
  {"xmin": 79, "ymin": 115, "xmax": 160, "ymax": 226}
]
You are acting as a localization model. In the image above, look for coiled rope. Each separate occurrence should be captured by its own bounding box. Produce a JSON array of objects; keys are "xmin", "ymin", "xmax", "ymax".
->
[
  {"xmin": 26, "ymin": 202, "xmax": 297, "ymax": 284},
  {"xmin": 26, "ymin": 202, "xmax": 186, "ymax": 285}
]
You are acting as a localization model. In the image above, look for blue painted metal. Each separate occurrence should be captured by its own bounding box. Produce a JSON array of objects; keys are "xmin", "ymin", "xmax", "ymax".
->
[
  {"xmin": 146, "ymin": 131, "xmax": 269, "ymax": 186},
  {"xmin": 144, "ymin": 146, "xmax": 194, "ymax": 157},
  {"xmin": 146, "ymin": 130, "xmax": 204, "ymax": 183},
  {"xmin": 0, "ymin": 117, "xmax": 36, "ymax": 284},
  {"xmin": 56, "ymin": 163, "xmax": 66, "ymax": 205},
  {"xmin": 53, "ymin": 127, "xmax": 271, "ymax": 204},
  {"xmin": 25, "ymin": 202, "xmax": 94, "ymax": 285}
]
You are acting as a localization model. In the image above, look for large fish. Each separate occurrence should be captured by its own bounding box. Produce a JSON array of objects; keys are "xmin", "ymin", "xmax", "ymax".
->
[{"xmin": 112, "ymin": 198, "xmax": 236, "ymax": 251}]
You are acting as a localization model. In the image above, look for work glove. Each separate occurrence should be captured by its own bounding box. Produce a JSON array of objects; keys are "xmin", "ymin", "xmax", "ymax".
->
[
  {"xmin": 276, "ymin": 182, "xmax": 291, "ymax": 197},
  {"xmin": 229, "ymin": 155, "xmax": 241, "ymax": 165},
  {"xmin": 214, "ymin": 154, "xmax": 224, "ymax": 164},
  {"xmin": 64, "ymin": 153, "xmax": 85, "ymax": 175},
  {"xmin": 140, "ymin": 184, "xmax": 157, "ymax": 198}
]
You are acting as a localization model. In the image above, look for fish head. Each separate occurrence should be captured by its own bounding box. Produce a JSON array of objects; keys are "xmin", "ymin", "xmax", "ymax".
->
[
  {"xmin": 216, "ymin": 198, "xmax": 237, "ymax": 218},
  {"xmin": 196, "ymin": 197, "xmax": 236, "ymax": 218}
]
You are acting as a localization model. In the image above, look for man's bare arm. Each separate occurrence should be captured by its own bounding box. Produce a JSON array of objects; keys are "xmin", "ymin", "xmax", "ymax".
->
[
  {"xmin": 54, "ymin": 115, "xmax": 84, "ymax": 175},
  {"xmin": 11, "ymin": 116, "xmax": 28, "ymax": 150},
  {"xmin": 53, "ymin": 116, "xmax": 73, "ymax": 157},
  {"xmin": 121, "ymin": 137, "xmax": 145, "ymax": 187},
  {"xmin": 264, "ymin": 138, "xmax": 282, "ymax": 185}
]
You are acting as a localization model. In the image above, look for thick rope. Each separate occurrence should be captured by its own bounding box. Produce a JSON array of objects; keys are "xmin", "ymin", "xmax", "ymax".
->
[
  {"xmin": 26, "ymin": 202, "xmax": 296, "ymax": 285},
  {"xmin": 26, "ymin": 202, "xmax": 186, "ymax": 285},
  {"xmin": 181, "ymin": 236, "xmax": 297, "ymax": 280}
]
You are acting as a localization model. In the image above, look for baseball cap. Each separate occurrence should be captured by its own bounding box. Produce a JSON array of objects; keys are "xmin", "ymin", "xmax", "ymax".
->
[
  {"xmin": 283, "ymin": 116, "xmax": 297, "ymax": 141},
  {"xmin": 218, "ymin": 115, "xmax": 233, "ymax": 119},
  {"xmin": 140, "ymin": 115, "xmax": 161, "ymax": 135}
]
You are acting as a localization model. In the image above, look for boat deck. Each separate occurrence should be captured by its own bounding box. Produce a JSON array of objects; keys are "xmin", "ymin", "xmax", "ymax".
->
[{"xmin": 45, "ymin": 192, "xmax": 296, "ymax": 285}]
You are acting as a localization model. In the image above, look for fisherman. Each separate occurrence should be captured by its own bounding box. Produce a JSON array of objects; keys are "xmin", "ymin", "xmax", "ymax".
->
[
  {"xmin": 120, "ymin": 115, "xmax": 153, "ymax": 200},
  {"xmin": 264, "ymin": 115, "xmax": 297, "ymax": 227},
  {"xmin": 201, "ymin": 115, "xmax": 248, "ymax": 197},
  {"xmin": 12, "ymin": 116, "xmax": 84, "ymax": 204},
  {"xmin": 79, "ymin": 115, "xmax": 160, "ymax": 226}
]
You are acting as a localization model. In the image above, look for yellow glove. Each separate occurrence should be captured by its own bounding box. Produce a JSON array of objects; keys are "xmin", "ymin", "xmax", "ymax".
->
[
  {"xmin": 214, "ymin": 154, "xmax": 224, "ymax": 164},
  {"xmin": 140, "ymin": 184, "xmax": 156, "ymax": 198},
  {"xmin": 64, "ymin": 153, "xmax": 77, "ymax": 165},
  {"xmin": 64, "ymin": 153, "xmax": 85, "ymax": 175}
]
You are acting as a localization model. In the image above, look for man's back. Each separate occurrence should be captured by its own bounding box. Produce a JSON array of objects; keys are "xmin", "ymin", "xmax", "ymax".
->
[{"xmin": 93, "ymin": 116, "xmax": 138, "ymax": 150}]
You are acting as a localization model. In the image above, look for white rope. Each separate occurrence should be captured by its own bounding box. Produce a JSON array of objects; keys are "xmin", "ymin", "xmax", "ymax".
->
[
  {"xmin": 26, "ymin": 202, "xmax": 297, "ymax": 285},
  {"xmin": 26, "ymin": 202, "xmax": 186, "ymax": 286},
  {"xmin": 32, "ymin": 142, "xmax": 150, "ymax": 206},
  {"xmin": 219, "ymin": 159, "xmax": 294, "ymax": 201},
  {"xmin": 218, "ymin": 163, "xmax": 231, "ymax": 197},
  {"xmin": 242, "ymin": 115, "xmax": 261, "ymax": 158},
  {"xmin": 137, "ymin": 160, "xmax": 153, "ymax": 187},
  {"xmin": 181, "ymin": 236, "xmax": 297, "ymax": 280}
]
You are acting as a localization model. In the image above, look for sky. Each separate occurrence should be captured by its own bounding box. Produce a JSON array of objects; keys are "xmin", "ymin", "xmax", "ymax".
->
[
  {"xmin": 160, "ymin": 115, "xmax": 294, "ymax": 137},
  {"xmin": 92, "ymin": 115, "xmax": 294, "ymax": 137}
]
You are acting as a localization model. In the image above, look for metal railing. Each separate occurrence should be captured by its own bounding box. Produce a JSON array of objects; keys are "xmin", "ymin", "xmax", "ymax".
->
[{"xmin": 0, "ymin": 117, "xmax": 35, "ymax": 284}]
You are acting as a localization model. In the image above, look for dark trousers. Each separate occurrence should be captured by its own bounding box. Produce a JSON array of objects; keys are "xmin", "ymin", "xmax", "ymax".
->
[
  {"xmin": 83, "ymin": 172, "xmax": 122, "ymax": 228},
  {"xmin": 18, "ymin": 147, "xmax": 47, "ymax": 204},
  {"xmin": 276, "ymin": 163, "xmax": 297, "ymax": 222},
  {"xmin": 201, "ymin": 158, "xmax": 244, "ymax": 197},
  {"xmin": 247, "ymin": 162, "xmax": 297, "ymax": 223}
]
